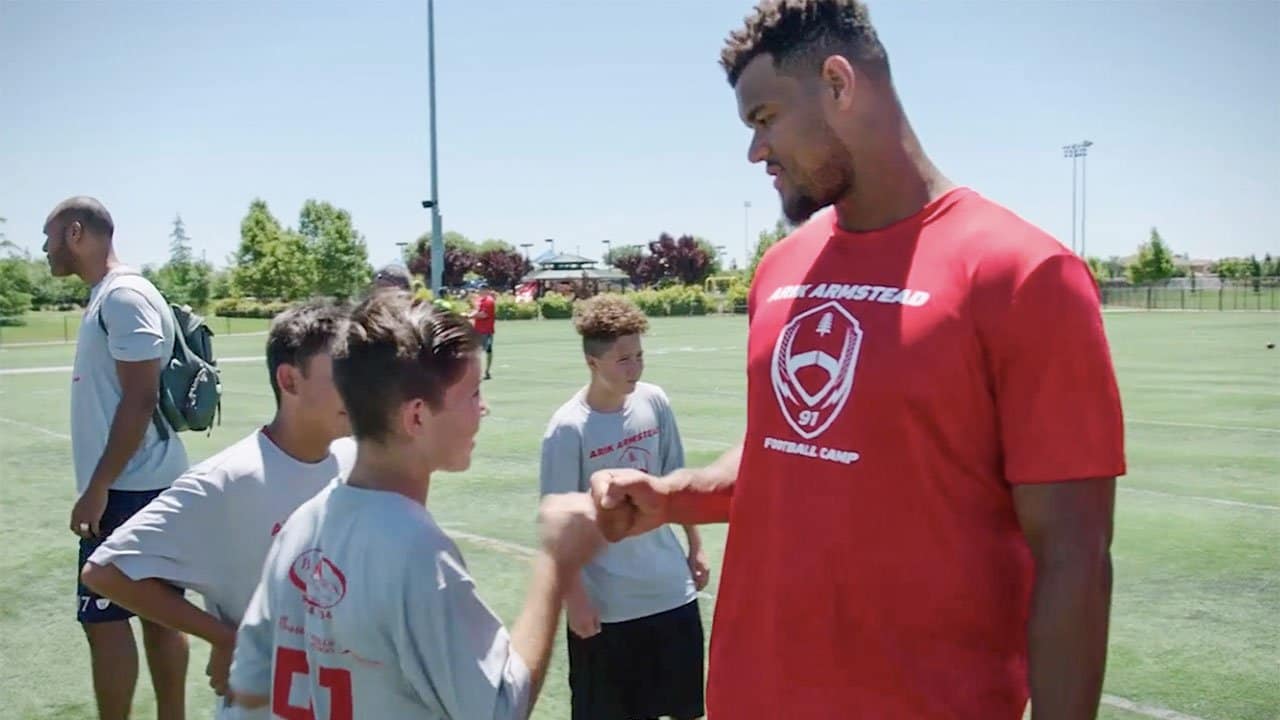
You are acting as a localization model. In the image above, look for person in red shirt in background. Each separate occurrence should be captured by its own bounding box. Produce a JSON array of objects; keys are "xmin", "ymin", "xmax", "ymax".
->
[
  {"xmin": 469, "ymin": 286, "xmax": 497, "ymax": 380},
  {"xmin": 592, "ymin": 1, "xmax": 1125, "ymax": 719}
]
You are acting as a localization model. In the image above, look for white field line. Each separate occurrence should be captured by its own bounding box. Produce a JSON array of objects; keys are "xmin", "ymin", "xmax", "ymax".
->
[
  {"xmin": 0, "ymin": 330, "xmax": 268, "ymax": 349},
  {"xmin": 0, "ymin": 355, "xmax": 263, "ymax": 376},
  {"xmin": 1121, "ymin": 487, "xmax": 1279, "ymax": 512},
  {"xmin": 1128, "ymin": 418, "xmax": 1280, "ymax": 434},
  {"xmin": 0, "ymin": 416, "xmax": 71, "ymax": 440},
  {"xmin": 444, "ymin": 525, "xmax": 1207, "ymax": 720}
]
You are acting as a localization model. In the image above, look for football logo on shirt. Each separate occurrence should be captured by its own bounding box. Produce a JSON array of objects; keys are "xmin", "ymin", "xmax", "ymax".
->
[
  {"xmin": 617, "ymin": 445, "xmax": 652, "ymax": 473},
  {"xmin": 770, "ymin": 301, "xmax": 863, "ymax": 440},
  {"xmin": 288, "ymin": 549, "xmax": 348, "ymax": 610}
]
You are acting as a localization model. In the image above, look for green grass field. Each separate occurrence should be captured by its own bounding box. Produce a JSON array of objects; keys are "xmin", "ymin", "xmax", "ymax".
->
[
  {"xmin": 0, "ymin": 311, "xmax": 271, "ymax": 346},
  {"xmin": 1, "ymin": 313, "xmax": 1276, "ymax": 720}
]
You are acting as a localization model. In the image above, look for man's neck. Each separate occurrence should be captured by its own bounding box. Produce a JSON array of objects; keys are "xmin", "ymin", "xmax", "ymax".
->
[
  {"xmin": 263, "ymin": 413, "xmax": 333, "ymax": 464},
  {"xmin": 833, "ymin": 109, "xmax": 954, "ymax": 233},
  {"xmin": 346, "ymin": 441, "xmax": 431, "ymax": 506},
  {"xmin": 81, "ymin": 253, "xmax": 122, "ymax": 288},
  {"xmin": 584, "ymin": 380, "xmax": 626, "ymax": 413}
]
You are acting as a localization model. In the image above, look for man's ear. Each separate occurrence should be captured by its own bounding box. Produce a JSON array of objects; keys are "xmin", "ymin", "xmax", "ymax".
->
[{"xmin": 820, "ymin": 54, "xmax": 857, "ymax": 110}]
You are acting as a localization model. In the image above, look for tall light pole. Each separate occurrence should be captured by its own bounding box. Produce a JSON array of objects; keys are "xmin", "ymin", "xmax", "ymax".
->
[
  {"xmin": 1062, "ymin": 140, "xmax": 1093, "ymax": 257},
  {"xmin": 424, "ymin": 0, "xmax": 444, "ymax": 294},
  {"xmin": 602, "ymin": 239, "xmax": 612, "ymax": 262},
  {"xmin": 544, "ymin": 238, "xmax": 555, "ymax": 256},
  {"xmin": 520, "ymin": 242, "xmax": 533, "ymax": 260},
  {"xmin": 743, "ymin": 200, "xmax": 752, "ymax": 266}
]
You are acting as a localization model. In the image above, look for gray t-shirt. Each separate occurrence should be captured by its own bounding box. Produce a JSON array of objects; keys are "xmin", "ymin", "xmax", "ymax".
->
[
  {"xmin": 88, "ymin": 432, "xmax": 356, "ymax": 720},
  {"xmin": 230, "ymin": 482, "xmax": 531, "ymax": 720},
  {"xmin": 539, "ymin": 381, "xmax": 696, "ymax": 623},
  {"xmin": 71, "ymin": 267, "xmax": 188, "ymax": 493}
]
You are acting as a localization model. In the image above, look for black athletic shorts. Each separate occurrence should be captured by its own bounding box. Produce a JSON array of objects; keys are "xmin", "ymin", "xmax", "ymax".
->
[
  {"xmin": 567, "ymin": 599, "xmax": 705, "ymax": 720},
  {"xmin": 76, "ymin": 488, "xmax": 170, "ymax": 623}
]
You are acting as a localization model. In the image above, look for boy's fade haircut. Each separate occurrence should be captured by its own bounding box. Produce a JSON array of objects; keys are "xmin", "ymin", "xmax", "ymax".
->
[
  {"xmin": 265, "ymin": 299, "xmax": 350, "ymax": 404},
  {"xmin": 333, "ymin": 290, "xmax": 480, "ymax": 441},
  {"xmin": 573, "ymin": 294, "xmax": 649, "ymax": 358}
]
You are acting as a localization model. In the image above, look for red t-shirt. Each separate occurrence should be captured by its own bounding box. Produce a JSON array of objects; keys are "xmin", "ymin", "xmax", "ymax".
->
[
  {"xmin": 472, "ymin": 295, "xmax": 496, "ymax": 334},
  {"xmin": 707, "ymin": 187, "xmax": 1125, "ymax": 719}
]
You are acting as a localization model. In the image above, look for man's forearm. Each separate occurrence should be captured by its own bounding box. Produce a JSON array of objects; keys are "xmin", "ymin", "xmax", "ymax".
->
[
  {"xmin": 509, "ymin": 552, "xmax": 568, "ymax": 712},
  {"xmin": 665, "ymin": 442, "xmax": 741, "ymax": 525},
  {"xmin": 87, "ymin": 393, "xmax": 156, "ymax": 491},
  {"xmin": 81, "ymin": 562, "xmax": 234, "ymax": 646},
  {"xmin": 1028, "ymin": 552, "xmax": 1112, "ymax": 720}
]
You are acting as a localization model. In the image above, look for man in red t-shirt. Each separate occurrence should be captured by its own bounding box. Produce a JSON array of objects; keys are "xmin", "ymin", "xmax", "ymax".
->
[
  {"xmin": 591, "ymin": 2, "xmax": 1125, "ymax": 719},
  {"xmin": 469, "ymin": 287, "xmax": 497, "ymax": 380}
]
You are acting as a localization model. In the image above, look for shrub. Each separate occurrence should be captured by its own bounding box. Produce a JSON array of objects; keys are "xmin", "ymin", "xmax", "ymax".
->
[
  {"xmin": 496, "ymin": 295, "xmax": 539, "ymax": 320},
  {"xmin": 212, "ymin": 297, "xmax": 291, "ymax": 319},
  {"xmin": 538, "ymin": 293, "xmax": 574, "ymax": 319},
  {"xmin": 630, "ymin": 289, "xmax": 668, "ymax": 316},
  {"xmin": 725, "ymin": 282, "xmax": 750, "ymax": 314}
]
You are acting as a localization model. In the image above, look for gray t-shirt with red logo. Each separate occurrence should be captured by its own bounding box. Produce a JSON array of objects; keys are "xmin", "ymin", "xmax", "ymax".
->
[
  {"xmin": 230, "ymin": 482, "xmax": 531, "ymax": 720},
  {"xmin": 539, "ymin": 381, "xmax": 696, "ymax": 623}
]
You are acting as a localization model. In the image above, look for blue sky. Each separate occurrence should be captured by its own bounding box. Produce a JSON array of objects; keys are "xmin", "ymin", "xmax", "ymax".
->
[{"xmin": 2, "ymin": 0, "xmax": 1276, "ymax": 271}]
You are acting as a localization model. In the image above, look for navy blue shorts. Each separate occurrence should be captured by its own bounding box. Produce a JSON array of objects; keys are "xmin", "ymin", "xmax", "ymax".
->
[
  {"xmin": 567, "ymin": 599, "xmax": 705, "ymax": 720},
  {"xmin": 478, "ymin": 333, "xmax": 494, "ymax": 352},
  {"xmin": 76, "ymin": 488, "xmax": 169, "ymax": 624}
]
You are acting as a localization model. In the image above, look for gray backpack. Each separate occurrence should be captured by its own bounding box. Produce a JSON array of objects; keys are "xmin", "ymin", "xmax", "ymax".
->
[{"xmin": 98, "ymin": 277, "xmax": 222, "ymax": 439}]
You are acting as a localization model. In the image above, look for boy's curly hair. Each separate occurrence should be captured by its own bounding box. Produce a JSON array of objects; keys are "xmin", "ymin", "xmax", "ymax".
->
[{"xmin": 573, "ymin": 294, "xmax": 649, "ymax": 357}]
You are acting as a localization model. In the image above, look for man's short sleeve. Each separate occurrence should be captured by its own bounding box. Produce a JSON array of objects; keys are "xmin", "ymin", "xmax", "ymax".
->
[
  {"xmin": 87, "ymin": 473, "xmax": 225, "ymax": 595},
  {"xmin": 539, "ymin": 421, "xmax": 583, "ymax": 496},
  {"xmin": 987, "ymin": 253, "xmax": 1126, "ymax": 484},
  {"xmin": 393, "ymin": 546, "xmax": 531, "ymax": 720},
  {"xmin": 101, "ymin": 287, "xmax": 167, "ymax": 362}
]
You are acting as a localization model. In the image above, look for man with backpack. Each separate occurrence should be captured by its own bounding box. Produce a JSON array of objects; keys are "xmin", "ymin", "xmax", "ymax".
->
[{"xmin": 42, "ymin": 196, "xmax": 193, "ymax": 720}]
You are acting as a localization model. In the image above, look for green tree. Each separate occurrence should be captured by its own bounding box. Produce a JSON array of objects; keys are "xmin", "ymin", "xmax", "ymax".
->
[
  {"xmin": 694, "ymin": 237, "xmax": 724, "ymax": 276},
  {"xmin": 298, "ymin": 199, "xmax": 371, "ymax": 300},
  {"xmin": 1126, "ymin": 228, "xmax": 1177, "ymax": 284},
  {"xmin": 749, "ymin": 219, "xmax": 790, "ymax": 281},
  {"xmin": 406, "ymin": 231, "xmax": 478, "ymax": 288},
  {"xmin": 232, "ymin": 199, "xmax": 316, "ymax": 300},
  {"xmin": 0, "ymin": 257, "xmax": 32, "ymax": 320},
  {"xmin": 146, "ymin": 215, "xmax": 214, "ymax": 309}
]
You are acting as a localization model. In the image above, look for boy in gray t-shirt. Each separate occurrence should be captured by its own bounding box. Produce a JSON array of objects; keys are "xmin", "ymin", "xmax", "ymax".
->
[
  {"xmin": 230, "ymin": 291, "xmax": 603, "ymax": 719},
  {"xmin": 540, "ymin": 294, "xmax": 709, "ymax": 720}
]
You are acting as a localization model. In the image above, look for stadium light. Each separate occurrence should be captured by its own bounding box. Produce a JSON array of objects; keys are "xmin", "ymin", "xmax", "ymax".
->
[
  {"xmin": 425, "ymin": 0, "xmax": 444, "ymax": 294},
  {"xmin": 743, "ymin": 200, "xmax": 752, "ymax": 266},
  {"xmin": 1062, "ymin": 140, "xmax": 1094, "ymax": 257}
]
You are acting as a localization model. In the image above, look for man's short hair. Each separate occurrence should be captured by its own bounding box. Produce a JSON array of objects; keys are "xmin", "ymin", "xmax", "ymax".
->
[
  {"xmin": 372, "ymin": 264, "xmax": 413, "ymax": 291},
  {"xmin": 334, "ymin": 291, "xmax": 480, "ymax": 441},
  {"xmin": 47, "ymin": 196, "xmax": 115, "ymax": 238},
  {"xmin": 573, "ymin": 294, "xmax": 649, "ymax": 358},
  {"xmin": 720, "ymin": 0, "xmax": 890, "ymax": 86},
  {"xmin": 265, "ymin": 299, "xmax": 349, "ymax": 404}
]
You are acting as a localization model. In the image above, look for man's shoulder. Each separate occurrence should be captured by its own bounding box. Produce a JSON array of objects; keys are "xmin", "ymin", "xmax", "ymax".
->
[{"xmin": 102, "ymin": 270, "xmax": 169, "ymax": 310}]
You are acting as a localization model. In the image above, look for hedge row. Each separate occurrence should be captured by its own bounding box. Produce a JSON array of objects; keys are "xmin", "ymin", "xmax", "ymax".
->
[{"xmin": 211, "ymin": 285, "xmax": 751, "ymax": 323}]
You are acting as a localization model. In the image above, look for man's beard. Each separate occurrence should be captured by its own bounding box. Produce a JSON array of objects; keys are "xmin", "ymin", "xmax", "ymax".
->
[{"xmin": 781, "ymin": 149, "xmax": 853, "ymax": 224}]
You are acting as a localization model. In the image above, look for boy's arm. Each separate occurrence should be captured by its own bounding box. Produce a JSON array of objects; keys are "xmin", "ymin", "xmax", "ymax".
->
[
  {"xmin": 539, "ymin": 421, "xmax": 600, "ymax": 637},
  {"xmin": 81, "ymin": 475, "xmax": 239, "ymax": 692}
]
